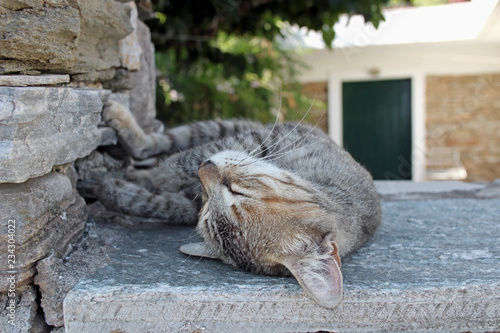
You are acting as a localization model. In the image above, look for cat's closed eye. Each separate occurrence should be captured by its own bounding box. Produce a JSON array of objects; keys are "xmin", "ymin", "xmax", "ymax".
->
[
  {"xmin": 221, "ymin": 179, "xmax": 237, "ymax": 194},
  {"xmin": 226, "ymin": 184, "xmax": 247, "ymax": 197}
]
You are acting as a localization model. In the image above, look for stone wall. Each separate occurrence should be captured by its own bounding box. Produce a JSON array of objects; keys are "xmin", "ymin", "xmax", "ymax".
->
[
  {"xmin": 426, "ymin": 73, "xmax": 500, "ymax": 182},
  {"xmin": 0, "ymin": 0, "xmax": 157, "ymax": 330}
]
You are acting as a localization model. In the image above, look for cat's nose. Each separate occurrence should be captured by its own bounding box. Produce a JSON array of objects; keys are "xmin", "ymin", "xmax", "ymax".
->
[
  {"xmin": 198, "ymin": 159, "xmax": 219, "ymax": 186},
  {"xmin": 199, "ymin": 159, "xmax": 215, "ymax": 170}
]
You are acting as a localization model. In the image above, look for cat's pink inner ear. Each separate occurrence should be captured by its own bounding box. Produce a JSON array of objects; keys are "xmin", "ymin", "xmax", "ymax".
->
[
  {"xmin": 281, "ymin": 244, "xmax": 343, "ymax": 309},
  {"xmin": 332, "ymin": 241, "xmax": 341, "ymax": 268},
  {"xmin": 179, "ymin": 242, "xmax": 221, "ymax": 260}
]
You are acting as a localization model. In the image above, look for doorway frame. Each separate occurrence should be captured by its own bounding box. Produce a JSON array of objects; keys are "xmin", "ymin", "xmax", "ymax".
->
[{"xmin": 327, "ymin": 69, "xmax": 426, "ymax": 181}]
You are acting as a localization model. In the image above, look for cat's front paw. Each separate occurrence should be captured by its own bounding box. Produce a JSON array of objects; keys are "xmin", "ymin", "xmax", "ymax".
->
[{"xmin": 102, "ymin": 100, "xmax": 134, "ymax": 130}]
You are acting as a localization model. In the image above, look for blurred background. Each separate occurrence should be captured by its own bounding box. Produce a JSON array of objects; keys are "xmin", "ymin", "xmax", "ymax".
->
[{"xmin": 145, "ymin": 0, "xmax": 500, "ymax": 182}]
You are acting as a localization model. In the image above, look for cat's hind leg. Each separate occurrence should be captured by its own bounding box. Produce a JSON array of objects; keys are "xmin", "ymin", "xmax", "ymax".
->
[{"xmin": 97, "ymin": 177, "xmax": 198, "ymax": 226}]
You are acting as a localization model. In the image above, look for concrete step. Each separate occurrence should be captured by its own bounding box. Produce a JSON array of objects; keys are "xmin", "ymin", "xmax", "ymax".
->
[{"xmin": 63, "ymin": 184, "xmax": 500, "ymax": 332}]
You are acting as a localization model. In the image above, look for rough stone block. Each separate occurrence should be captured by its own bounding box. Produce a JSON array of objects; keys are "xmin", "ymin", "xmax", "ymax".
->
[
  {"xmin": 70, "ymin": 0, "xmax": 133, "ymax": 73},
  {"xmin": 128, "ymin": 18, "xmax": 159, "ymax": 133},
  {"xmin": 27, "ymin": 220, "xmax": 119, "ymax": 328},
  {"xmin": 118, "ymin": 2, "xmax": 142, "ymax": 71},
  {"xmin": 0, "ymin": 0, "xmax": 80, "ymax": 74},
  {"xmin": 0, "ymin": 0, "xmax": 134, "ymax": 75},
  {"xmin": 71, "ymin": 69, "xmax": 117, "ymax": 83},
  {"xmin": 103, "ymin": 16, "xmax": 159, "ymax": 133},
  {"xmin": 35, "ymin": 224, "xmax": 113, "ymax": 328},
  {"xmin": 0, "ymin": 87, "xmax": 110, "ymax": 183},
  {"xmin": 97, "ymin": 126, "xmax": 119, "ymax": 147},
  {"xmin": 75, "ymin": 150, "xmax": 125, "ymax": 180},
  {"xmin": 0, "ymin": 172, "xmax": 87, "ymax": 291},
  {"xmin": 64, "ymin": 198, "xmax": 500, "ymax": 332},
  {"xmin": 0, "ymin": 284, "xmax": 48, "ymax": 333},
  {"xmin": 0, "ymin": 74, "xmax": 70, "ymax": 87}
]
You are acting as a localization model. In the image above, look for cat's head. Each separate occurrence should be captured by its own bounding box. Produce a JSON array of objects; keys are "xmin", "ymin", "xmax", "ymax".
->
[{"xmin": 180, "ymin": 150, "xmax": 343, "ymax": 308}]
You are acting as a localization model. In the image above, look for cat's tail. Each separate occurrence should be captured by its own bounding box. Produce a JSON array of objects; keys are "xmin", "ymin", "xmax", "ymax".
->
[{"xmin": 96, "ymin": 177, "xmax": 198, "ymax": 226}]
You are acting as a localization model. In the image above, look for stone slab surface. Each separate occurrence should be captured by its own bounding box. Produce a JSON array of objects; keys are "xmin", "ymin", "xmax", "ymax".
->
[
  {"xmin": 375, "ymin": 180, "xmax": 486, "ymax": 201},
  {"xmin": 64, "ymin": 198, "xmax": 500, "ymax": 332}
]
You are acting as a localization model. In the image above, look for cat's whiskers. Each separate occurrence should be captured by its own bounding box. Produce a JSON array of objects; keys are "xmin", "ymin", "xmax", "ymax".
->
[
  {"xmin": 161, "ymin": 233, "xmax": 201, "ymax": 242},
  {"xmin": 237, "ymin": 136, "xmax": 308, "ymax": 167},
  {"xmin": 238, "ymin": 142, "xmax": 317, "ymax": 171},
  {"xmin": 235, "ymin": 109, "xmax": 327, "ymax": 170},
  {"xmin": 179, "ymin": 250, "xmax": 206, "ymax": 268},
  {"xmin": 249, "ymin": 95, "xmax": 317, "ymax": 162},
  {"xmin": 263, "ymin": 142, "xmax": 316, "ymax": 164},
  {"xmin": 235, "ymin": 144, "xmax": 303, "ymax": 170},
  {"xmin": 236, "ymin": 93, "xmax": 317, "ymax": 167},
  {"xmin": 262, "ymin": 110, "xmax": 327, "ymax": 162},
  {"xmin": 263, "ymin": 131, "xmax": 311, "ymax": 161},
  {"xmin": 232, "ymin": 134, "xmax": 253, "ymax": 153},
  {"xmin": 191, "ymin": 193, "xmax": 200, "ymax": 202},
  {"xmin": 246, "ymin": 96, "xmax": 283, "ymax": 158},
  {"xmin": 282, "ymin": 116, "xmax": 329, "ymax": 175},
  {"xmin": 241, "ymin": 122, "xmax": 318, "ymax": 167}
]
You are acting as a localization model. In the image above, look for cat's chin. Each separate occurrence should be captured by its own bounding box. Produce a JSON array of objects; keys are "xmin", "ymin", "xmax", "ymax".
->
[{"xmin": 179, "ymin": 241, "xmax": 344, "ymax": 309}]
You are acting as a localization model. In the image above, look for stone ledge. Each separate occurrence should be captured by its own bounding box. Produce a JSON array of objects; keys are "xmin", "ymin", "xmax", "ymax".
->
[
  {"xmin": 63, "ymin": 197, "xmax": 500, "ymax": 332},
  {"xmin": 0, "ymin": 75, "xmax": 70, "ymax": 87}
]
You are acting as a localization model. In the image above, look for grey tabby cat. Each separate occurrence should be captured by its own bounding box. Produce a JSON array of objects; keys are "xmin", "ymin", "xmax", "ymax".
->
[{"xmin": 99, "ymin": 101, "xmax": 382, "ymax": 308}]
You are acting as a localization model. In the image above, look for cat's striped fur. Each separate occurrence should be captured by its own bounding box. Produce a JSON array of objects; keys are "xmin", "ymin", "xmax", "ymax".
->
[
  {"xmin": 103, "ymin": 100, "xmax": 262, "ymax": 159},
  {"xmin": 99, "ymin": 100, "xmax": 382, "ymax": 308}
]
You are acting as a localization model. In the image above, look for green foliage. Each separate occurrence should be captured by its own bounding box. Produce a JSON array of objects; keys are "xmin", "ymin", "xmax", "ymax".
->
[
  {"xmin": 155, "ymin": 31, "xmax": 318, "ymax": 125},
  {"xmin": 150, "ymin": 0, "xmax": 388, "ymax": 51},
  {"xmin": 148, "ymin": 0, "xmax": 388, "ymax": 126}
]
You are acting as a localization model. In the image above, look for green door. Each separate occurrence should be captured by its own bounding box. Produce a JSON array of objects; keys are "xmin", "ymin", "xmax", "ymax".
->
[{"xmin": 342, "ymin": 79, "xmax": 412, "ymax": 180}]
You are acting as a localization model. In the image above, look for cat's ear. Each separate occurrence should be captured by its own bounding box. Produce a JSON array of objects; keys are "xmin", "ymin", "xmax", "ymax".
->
[
  {"xmin": 179, "ymin": 242, "xmax": 221, "ymax": 260},
  {"xmin": 281, "ymin": 241, "xmax": 343, "ymax": 309}
]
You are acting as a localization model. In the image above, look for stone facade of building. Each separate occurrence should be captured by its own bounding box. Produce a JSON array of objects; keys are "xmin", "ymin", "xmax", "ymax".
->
[{"xmin": 426, "ymin": 73, "xmax": 500, "ymax": 182}]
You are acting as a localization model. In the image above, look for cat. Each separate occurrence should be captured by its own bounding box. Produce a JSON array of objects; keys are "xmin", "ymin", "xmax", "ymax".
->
[{"xmin": 98, "ymin": 100, "xmax": 382, "ymax": 308}]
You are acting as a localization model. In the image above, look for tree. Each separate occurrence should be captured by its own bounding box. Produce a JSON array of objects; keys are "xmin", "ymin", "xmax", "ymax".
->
[{"xmin": 147, "ymin": 0, "xmax": 389, "ymax": 126}]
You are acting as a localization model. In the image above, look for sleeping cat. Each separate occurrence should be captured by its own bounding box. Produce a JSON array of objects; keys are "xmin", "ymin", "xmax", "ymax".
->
[{"xmin": 98, "ymin": 100, "xmax": 382, "ymax": 308}]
